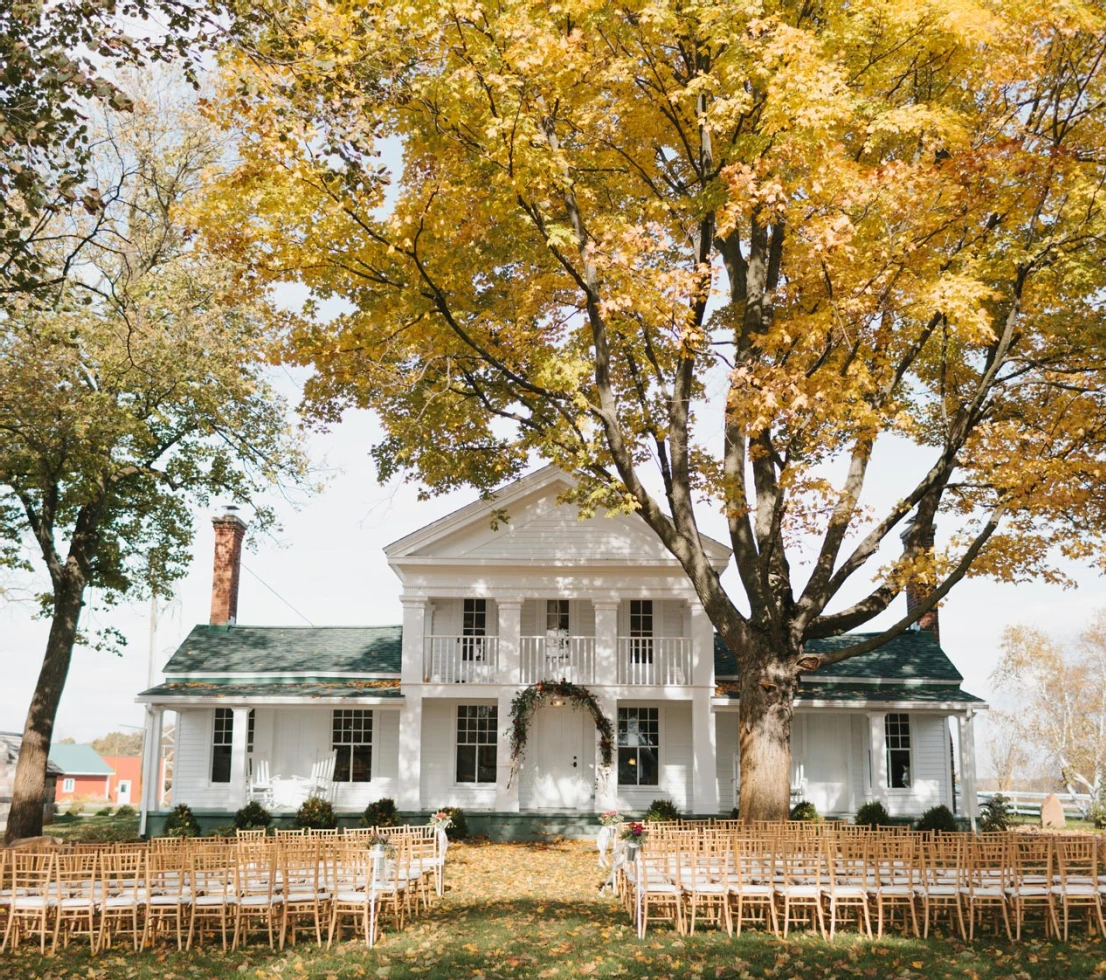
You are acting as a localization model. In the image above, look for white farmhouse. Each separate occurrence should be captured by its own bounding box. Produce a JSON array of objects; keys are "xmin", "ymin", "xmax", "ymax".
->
[{"xmin": 137, "ymin": 467, "xmax": 985, "ymax": 835}]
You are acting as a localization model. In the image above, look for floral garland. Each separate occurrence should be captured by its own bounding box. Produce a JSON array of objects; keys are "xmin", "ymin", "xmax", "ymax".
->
[{"xmin": 508, "ymin": 681, "xmax": 614, "ymax": 785}]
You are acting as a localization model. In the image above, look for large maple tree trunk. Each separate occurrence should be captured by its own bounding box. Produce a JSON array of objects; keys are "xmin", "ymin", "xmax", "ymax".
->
[
  {"xmin": 737, "ymin": 636, "xmax": 798, "ymax": 822},
  {"xmin": 4, "ymin": 577, "xmax": 84, "ymax": 844}
]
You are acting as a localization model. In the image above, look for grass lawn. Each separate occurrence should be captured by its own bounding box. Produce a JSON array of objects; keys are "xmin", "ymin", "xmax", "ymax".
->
[
  {"xmin": 3, "ymin": 840, "xmax": 1105, "ymax": 979},
  {"xmin": 45, "ymin": 813, "xmax": 141, "ymax": 842}
]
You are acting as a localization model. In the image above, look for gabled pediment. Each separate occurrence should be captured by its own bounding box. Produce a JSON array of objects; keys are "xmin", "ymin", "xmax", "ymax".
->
[{"xmin": 385, "ymin": 465, "xmax": 731, "ymax": 566}]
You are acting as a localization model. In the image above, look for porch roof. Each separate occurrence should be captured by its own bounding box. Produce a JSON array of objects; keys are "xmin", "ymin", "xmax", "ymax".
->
[
  {"xmin": 161, "ymin": 625, "xmax": 402, "ymax": 675},
  {"xmin": 713, "ymin": 629, "xmax": 963, "ymax": 682},
  {"xmin": 138, "ymin": 678, "xmax": 403, "ymax": 702},
  {"xmin": 712, "ymin": 681, "xmax": 986, "ymax": 706}
]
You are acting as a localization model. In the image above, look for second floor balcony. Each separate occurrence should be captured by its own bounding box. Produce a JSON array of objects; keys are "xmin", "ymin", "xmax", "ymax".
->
[{"xmin": 420, "ymin": 629, "xmax": 694, "ymax": 687}]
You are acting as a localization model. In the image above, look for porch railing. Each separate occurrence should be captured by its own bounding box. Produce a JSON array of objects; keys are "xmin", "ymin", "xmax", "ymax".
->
[
  {"xmin": 617, "ymin": 637, "xmax": 692, "ymax": 685},
  {"xmin": 424, "ymin": 635, "xmax": 500, "ymax": 683},
  {"xmin": 519, "ymin": 635, "xmax": 596, "ymax": 684}
]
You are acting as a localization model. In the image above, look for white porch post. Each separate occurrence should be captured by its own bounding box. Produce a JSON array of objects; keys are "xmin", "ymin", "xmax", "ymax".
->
[
  {"xmin": 959, "ymin": 710, "xmax": 979, "ymax": 830},
  {"xmin": 867, "ymin": 711, "xmax": 887, "ymax": 808},
  {"xmin": 230, "ymin": 706, "xmax": 251, "ymax": 809},
  {"xmin": 398, "ymin": 597, "xmax": 429, "ymax": 812},
  {"xmin": 595, "ymin": 695, "xmax": 618, "ymax": 812},
  {"xmin": 594, "ymin": 600, "xmax": 620, "ymax": 685},
  {"xmin": 497, "ymin": 598, "xmax": 522, "ymax": 684},
  {"xmin": 495, "ymin": 692, "xmax": 520, "ymax": 812},
  {"xmin": 138, "ymin": 705, "xmax": 163, "ymax": 837},
  {"xmin": 689, "ymin": 602, "xmax": 718, "ymax": 815},
  {"xmin": 495, "ymin": 599, "xmax": 523, "ymax": 812}
]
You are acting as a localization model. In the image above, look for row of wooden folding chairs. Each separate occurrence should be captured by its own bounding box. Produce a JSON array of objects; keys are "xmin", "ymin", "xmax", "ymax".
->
[
  {"xmin": 0, "ymin": 831, "xmax": 446, "ymax": 954},
  {"xmin": 617, "ymin": 828, "xmax": 1106, "ymax": 942}
]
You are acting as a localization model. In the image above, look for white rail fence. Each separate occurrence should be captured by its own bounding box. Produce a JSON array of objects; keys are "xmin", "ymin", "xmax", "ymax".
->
[
  {"xmin": 423, "ymin": 635, "xmax": 500, "ymax": 683},
  {"xmin": 974, "ymin": 789, "xmax": 1093, "ymax": 819},
  {"xmin": 617, "ymin": 637, "xmax": 692, "ymax": 686},
  {"xmin": 519, "ymin": 635, "xmax": 595, "ymax": 684}
]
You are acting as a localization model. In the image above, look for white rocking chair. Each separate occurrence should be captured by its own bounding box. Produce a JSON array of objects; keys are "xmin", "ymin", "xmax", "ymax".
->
[
  {"xmin": 309, "ymin": 752, "xmax": 338, "ymax": 802},
  {"xmin": 248, "ymin": 758, "xmax": 274, "ymax": 806}
]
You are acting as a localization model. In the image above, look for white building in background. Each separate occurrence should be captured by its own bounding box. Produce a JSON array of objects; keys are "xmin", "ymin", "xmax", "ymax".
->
[{"xmin": 137, "ymin": 467, "xmax": 984, "ymax": 833}]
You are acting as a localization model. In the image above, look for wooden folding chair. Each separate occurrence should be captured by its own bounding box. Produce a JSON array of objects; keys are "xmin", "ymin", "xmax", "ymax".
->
[
  {"xmin": 53, "ymin": 852, "xmax": 98, "ymax": 952},
  {"xmin": 636, "ymin": 838, "xmax": 683, "ymax": 937},
  {"xmin": 776, "ymin": 838, "xmax": 825, "ymax": 938},
  {"xmin": 188, "ymin": 846, "xmax": 238, "ymax": 951},
  {"xmin": 961, "ymin": 835, "xmax": 1012, "ymax": 940},
  {"xmin": 918, "ymin": 835, "xmax": 965, "ymax": 939},
  {"xmin": 1008, "ymin": 834, "xmax": 1058, "ymax": 939},
  {"xmin": 871, "ymin": 834, "xmax": 919, "ymax": 938},
  {"xmin": 824, "ymin": 835, "xmax": 871, "ymax": 939},
  {"xmin": 727, "ymin": 836, "xmax": 778, "ymax": 936},
  {"xmin": 1053, "ymin": 836, "xmax": 1105, "ymax": 940},
  {"xmin": 1, "ymin": 851, "xmax": 55, "ymax": 953},
  {"xmin": 280, "ymin": 839, "xmax": 327, "ymax": 948},
  {"xmin": 234, "ymin": 842, "xmax": 281, "ymax": 949},
  {"xmin": 146, "ymin": 847, "xmax": 190, "ymax": 949},
  {"xmin": 98, "ymin": 849, "xmax": 146, "ymax": 952}
]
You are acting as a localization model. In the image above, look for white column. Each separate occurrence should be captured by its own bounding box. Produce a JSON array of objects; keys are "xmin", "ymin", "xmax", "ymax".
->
[
  {"xmin": 959, "ymin": 710, "xmax": 979, "ymax": 829},
  {"xmin": 594, "ymin": 600, "xmax": 620, "ymax": 685},
  {"xmin": 398, "ymin": 597, "xmax": 429, "ymax": 811},
  {"xmin": 689, "ymin": 601, "xmax": 714, "ymax": 687},
  {"xmin": 495, "ymin": 692, "xmax": 520, "ymax": 812},
  {"xmin": 138, "ymin": 705, "xmax": 163, "ymax": 836},
  {"xmin": 230, "ymin": 706, "xmax": 251, "ymax": 809},
  {"xmin": 400, "ymin": 597, "xmax": 429, "ymax": 685},
  {"xmin": 595, "ymin": 695, "xmax": 618, "ymax": 812},
  {"xmin": 868, "ymin": 712, "xmax": 887, "ymax": 808},
  {"xmin": 691, "ymin": 689, "xmax": 719, "ymax": 814},
  {"xmin": 497, "ymin": 598, "xmax": 522, "ymax": 684},
  {"xmin": 397, "ymin": 697, "xmax": 423, "ymax": 811}
]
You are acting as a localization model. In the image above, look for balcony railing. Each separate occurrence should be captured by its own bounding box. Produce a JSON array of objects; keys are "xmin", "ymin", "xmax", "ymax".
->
[
  {"xmin": 519, "ymin": 635, "xmax": 596, "ymax": 684},
  {"xmin": 424, "ymin": 635, "xmax": 500, "ymax": 683},
  {"xmin": 617, "ymin": 637, "xmax": 692, "ymax": 685}
]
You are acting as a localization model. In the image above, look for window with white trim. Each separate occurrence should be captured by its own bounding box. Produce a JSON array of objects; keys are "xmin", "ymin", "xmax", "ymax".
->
[
  {"xmin": 456, "ymin": 705, "xmax": 497, "ymax": 783},
  {"xmin": 212, "ymin": 708, "xmax": 233, "ymax": 783},
  {"xmin": 629, "ymin": 600, "xmax": 654, "ymax": 663},
  {"xmin": 885, "ymin": 713, "xmax": 912, "ymax": 788},
  {"xmin": 546, "ymin": 599, "xmax": 569, "ymax": 633},
  {"xmin": 618, "ymin": 707, "xmax": 659, "ymax": 786},
  {"xmin": 332, "ymin": 709, "xmax": 372, "ymax": 782},
  {"xmin": 62, "ymin": 777, "xmax": 75, "ymax": 793},
  {"xmin": 462, "ymin": 598, "xmax": 488, "ymax": 661}
]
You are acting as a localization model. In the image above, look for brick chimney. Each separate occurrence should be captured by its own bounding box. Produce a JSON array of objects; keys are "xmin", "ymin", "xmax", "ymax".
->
[
  {"xmin": 210, "ymin": 505, "xmax": 247, "ymax": 626},
  {"xmin": 900, "ymin": 513, "xmax": 939, "ymax": 643}
]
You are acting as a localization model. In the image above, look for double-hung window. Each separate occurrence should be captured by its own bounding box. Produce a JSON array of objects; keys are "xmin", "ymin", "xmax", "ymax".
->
[
  {"xmin": 212, "ymin": 708, "xmax": 234, "ymax": 783},
  {"xmin": 456, "ymin": 705, "xmax": 498, "ymax": 783},
  {"xmin": 546, "ymin": 599, "xmax": 570, "ymax": 633},
  {"xmin": 885, "ymin": 713, "xmax": 912, "ymax": 789},
  {"xmin": 617, "ymin": 707, "xmax": 659, "ymax": 786},
  {"xmin": 629, "ymin": 600, "xmax": 654, "ymax": 664},
  {"xmin": 462, "ymin": 598, "xmax": 488, "ymax": 662},
  {"xmin": 332, "ymin": 709, "xmax": 373, "ymax": 782}
]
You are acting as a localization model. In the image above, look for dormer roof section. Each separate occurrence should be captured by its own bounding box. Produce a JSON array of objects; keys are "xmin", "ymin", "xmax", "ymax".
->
[{"xmin": 385, "ymin": 464, "xmax": 732, "ymax": 570}]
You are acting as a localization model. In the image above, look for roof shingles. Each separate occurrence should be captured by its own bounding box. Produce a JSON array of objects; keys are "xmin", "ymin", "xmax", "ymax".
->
[{"xmin": 163, "ymin": 625, "xmax": 401, "ymax": 675}]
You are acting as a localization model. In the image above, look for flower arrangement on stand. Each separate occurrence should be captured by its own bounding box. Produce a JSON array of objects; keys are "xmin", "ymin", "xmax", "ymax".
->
[
  {"xmin": 429, "ymin": 811, "xmax": 453, "ymax": 833},
  {"xmin": 508, "ymin": 681, "xmax": 614, "ymax": 784},
  {"xmin": 599, "ymin": 810, "xmax": 624, "ymax": 827},
  {"xmin": 365, "ymin": 832, "xmax": 396, "ymax": 857},
  {"xmin": 620, "ymin": 822, "xmax": 645, "ymax": 851}
]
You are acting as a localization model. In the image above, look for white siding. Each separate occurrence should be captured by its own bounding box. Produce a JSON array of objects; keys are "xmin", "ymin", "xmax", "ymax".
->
[
  {"xmin": 715, "ymin": 713, "xmax": 738, "ymax": 813},
  {"xmin": 419, "ymin": 699, "xmax": 498, "ymax": 810},
  {"xmin": 614, "ymin": 701, "xmax": 692, "ymax": 814},
  {"xmin": 886, "ymin": 713, "xmax": 949, "ymax": 817},
  {"xmin": 429, "ymin": 598, "xmax": 499, "ymax": 637},
  {"xmin": 617, "ymin": 600, "xmax": 685, "ymax": 638},
  {"xmin": 172, "ymin": 706, "xmax": 402, "ymax": 813},
  {"xmin": 173, "ymin": 708, "xmax": 230, "ymax": 810}
]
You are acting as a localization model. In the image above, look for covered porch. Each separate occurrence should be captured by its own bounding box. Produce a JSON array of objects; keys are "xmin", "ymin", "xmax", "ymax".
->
[{"xmin": 135, "ymin": 681, "xmax": 407, "ymax": 832}]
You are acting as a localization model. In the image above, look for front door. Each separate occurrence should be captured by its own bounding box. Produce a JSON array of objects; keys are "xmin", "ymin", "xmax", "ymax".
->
[
  {"xmin": 116, "ymin": 780, "xmax": 132, "ymax": 805},
  {"xmin": 532, "ymin": 706, "xmax": 588, "ymax": 809}
]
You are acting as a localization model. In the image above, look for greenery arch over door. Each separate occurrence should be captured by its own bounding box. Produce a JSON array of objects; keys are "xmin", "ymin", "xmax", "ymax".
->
[{"xmin": 507, "ymin": 681, "xmax": 615, "ymax": 786}]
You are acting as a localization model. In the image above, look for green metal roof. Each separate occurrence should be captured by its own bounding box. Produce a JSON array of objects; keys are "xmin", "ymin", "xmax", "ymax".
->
[
  {"xmin": 714, "ymin": 629, "xmax": 963, "ymax": 681},
  {"xmin": 140, "ymin": 679, "xmax": 403, "ymax": 700},
  {"xmin": 48, "ymin": 743, "xmax": 114, "ymax": 775},
  {"xmin": 714, "ymin": 682, "xmax": 984, "ymax": 705},
  {"xmin": 162, "ymin": 625, "xmax": 402, "ymax": 675}
]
